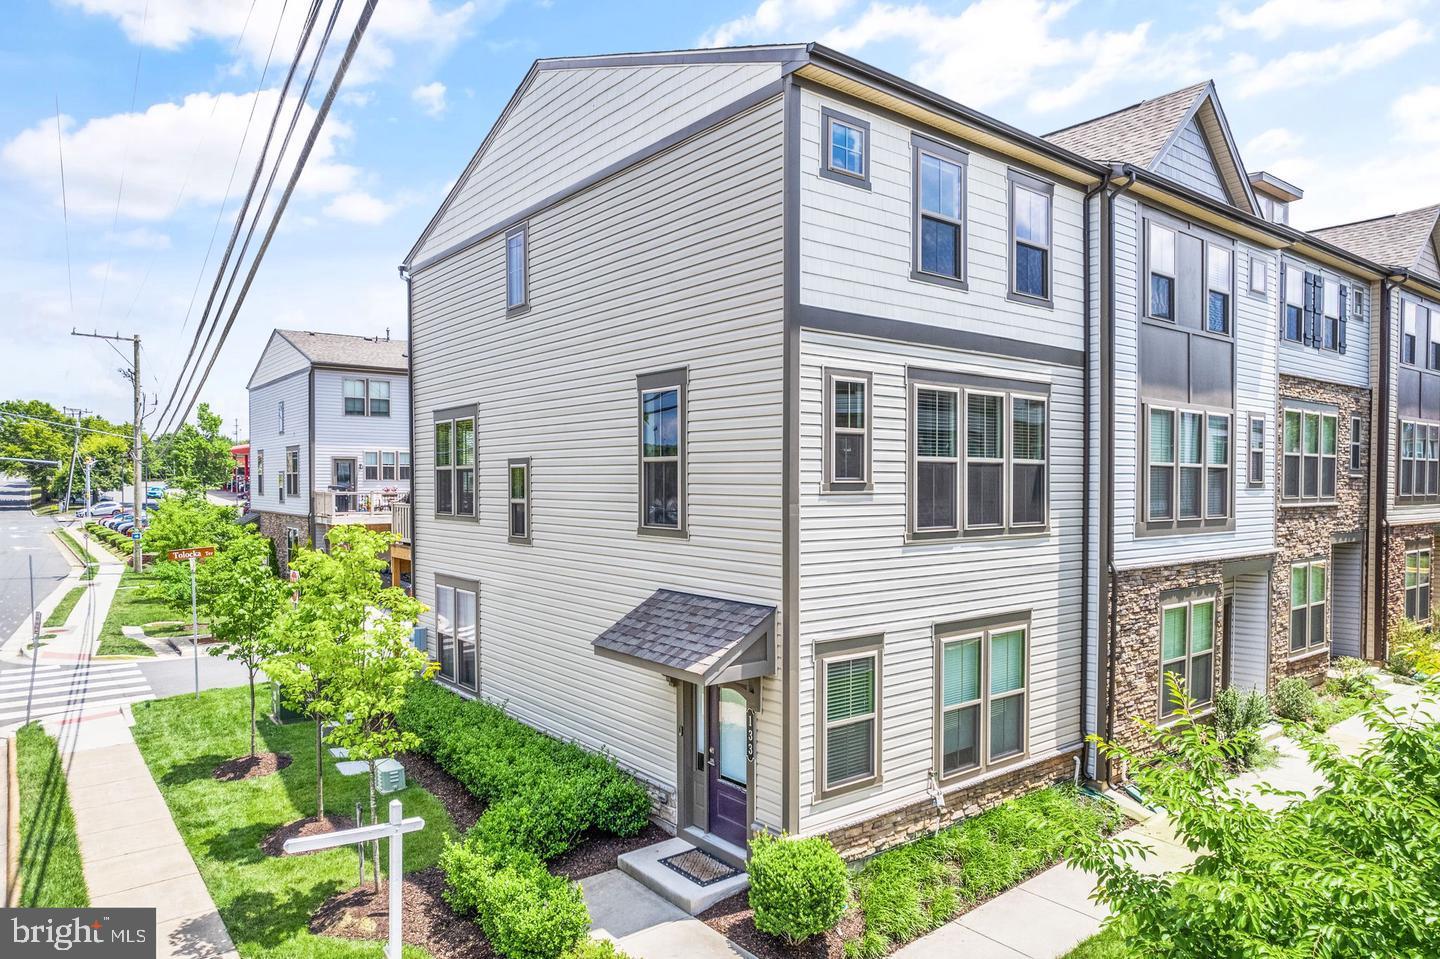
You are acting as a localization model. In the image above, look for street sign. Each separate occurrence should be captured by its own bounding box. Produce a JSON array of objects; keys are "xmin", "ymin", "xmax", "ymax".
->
[
  {"xmin": 131, "ymin": 530, "xmax": 142, "ymax": 541},
  {"xmin": 168, "ymin": 546, "xmax": 216, "ymax": 562},
  {"xmin": 289, "ymin": 568, "xmax": 300, "ymax": 583}
]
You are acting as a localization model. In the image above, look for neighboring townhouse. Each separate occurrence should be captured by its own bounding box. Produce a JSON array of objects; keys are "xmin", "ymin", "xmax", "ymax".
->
[
  {"xmin": 1313, "ymin": 205, "xmax": 1440, "ymax": 658},
  {"xmin": 246, "ymin": 329, "xmax": 412, "ymax": 571}
]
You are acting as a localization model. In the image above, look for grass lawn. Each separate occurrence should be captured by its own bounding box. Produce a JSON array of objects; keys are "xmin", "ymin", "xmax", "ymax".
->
[
  {"xmin": 131, "ymin": 684, "xmax": 459, "ymax": 959},
  {"xmin": 144, "ymin": 621, "xmax": 210, "ymax": 639},
  {"xmin": 15, "ymin": 722, "xmax": 90, "ymax": 908},
  {"xmin": 846, "ymin": 786, "xmax": 1125, "ymax": 958},
  {"xmin": 1061, "ymin": 924, "xmax": 1131, "ymax": 959},
  {"xmin": 43, "ymin": 586, "xmax": 87, "ymax": 628},
  {"xmin": 95, "ymin": 567, "xmax": 169, "ymax": 657},
  {"xmin": 54, "ymin": 530, "xmax": 98, "ymax": 581}
]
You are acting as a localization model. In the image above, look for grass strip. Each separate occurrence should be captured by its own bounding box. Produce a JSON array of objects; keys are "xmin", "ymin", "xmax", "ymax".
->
[
  {"xmin": 43, "ymin": 586, "xmax": 86, "ymax": 628},
  {"xmin": 15, "ymin": 722, "xmax": 89, "ymax": 908},
  {"xmin": 132, "ymin": 684, "xmax": 458, "ymax": 958},
  {"xmin": 54, "ymin": 530, "xmax": 98, "ymax": 581}
]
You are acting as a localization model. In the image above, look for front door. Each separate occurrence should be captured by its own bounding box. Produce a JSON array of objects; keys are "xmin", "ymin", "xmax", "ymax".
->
[
  {"xmin": 333, "ymin": 458, "xmax": 356, "ymax": 512},
  {"xmin": 706, "ymin": 685, "xmax": 749, "ymax": 847}
]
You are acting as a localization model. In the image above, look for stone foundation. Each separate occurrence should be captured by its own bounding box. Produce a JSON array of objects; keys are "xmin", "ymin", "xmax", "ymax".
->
[
  {"xmin": 254, "ymin": 509, "xmax": 309, "ymax": 573},
  {"xmin": 1382, "ymin": 521, "xmax": 1439, "ymax": 659},
  {"xmin": 1271, "ymin": 376, "xmax": 1370, "ymax": 686},
  {"xmin": 822, "ymin": 750, "xmax": 1080, "ymax": 861}
]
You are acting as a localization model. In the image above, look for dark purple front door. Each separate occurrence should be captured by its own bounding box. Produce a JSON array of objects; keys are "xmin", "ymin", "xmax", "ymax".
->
[{"xmin": 706, "ymin": 686, "xmax": 749, "ymax": 847}]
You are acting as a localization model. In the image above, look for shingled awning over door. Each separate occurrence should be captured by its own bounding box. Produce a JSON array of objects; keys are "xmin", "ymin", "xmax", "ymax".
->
[{"xmin": 592, "ymin": 589, "xmax": 776, "ymax": 685}]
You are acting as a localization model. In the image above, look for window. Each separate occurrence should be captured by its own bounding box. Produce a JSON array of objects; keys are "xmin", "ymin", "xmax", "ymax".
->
[
  {"xmin": 1402, "ymin": 300, "xmax": 1420, "ymax": 366},
  {"xmin": 506, "ymin": 225, "xmax": 528, "ymax": 311},
  {"xmin": 915, "ymin": 386, "xmax": 958, "ymax": 532},
  {"xmin": 1283, "ymin": 264, "xmax": 1304, "ymax": 342},
  {"xmin": 1351, "ymin": 286, "xmax": 1365, "ymax": 324},
  {"xmin": 1399, "ymin": 420, "xmax": 1440, "ymax": 499},
  {"xmin": 1148, "ymin": 222, "xmax": 1176, "ymax": 321},
  {"xmin": 343, "ymin": 379, "xmax": 366, "ymax": 416},
  {"xmin": 638, "ymin": 371, "xmax": 685, "ymax": 534},
  {"xmin": 819, "ymin": 642, "xmax": 880, "ymax": 793},
  {"xmin": 912, "ymin": 136, "xmax": 967, "ymax": 285},
  {"xmin": 285, "ymin": 447, "xmax": 299, "ymax": 499},
  {"xmin": 1290, "ymin": 560, "xmax": 1327, "ymax": 652},
  {"xmin": 1011, "ymin": 396, "xmax": 1047, "ymax": 527},
  {"xmin": 257, "ymin": 450, "xmax": 265, "ymax": 496},
  {"xmin": 965, "ymin": 392, "xmax": 1004, "ymax": 530},
  {"xmin": 1349, "ymin": 415, "xmax": 1364, "ymax": 474},
  {"xmin": 1322, "ymin": 278, "xmax": 1341, "ymax": 351},
  {"xmin": 1009, "ymin": 172, "xmax": 1052, "ymax": 302},
  {"xmin": 399, "ymin": 452, "xmax": 411, "ymax": 481},
  {"xmin": 508, "ymin": 459, "xmax": 530, "ymax": 543},
  {"xmin": 1248, "ymin": 253, "xmax": 1268, "ymax": 295},
  {"xmin": 1405, "ymin": 548, "xmax": 1432, "ymax": 621},
  {"xmin": 1160, "ymin": 597, "xmax": 1215, "ymax": 716},
  {"xmin": 278, "ymin": 400, "xmax": 285, "ymax": 434},
  {"xmin": 368, "ymin": 380, "xmax": 390, "ymax": 417},
  {"xmin": 1147, "ymin": 407, "xmax": 1231, "ymax": 526},
  {"xmin": 433, "ymin": 410, "xmax": 476, "ymax": 517},
  {"xmin": 1248, "ymin": 414, "xmax": 1265, "ymax": 487},
  {"xmin": 435, "ymin": 580, "xmax": 478, "ymax": 690},
  {"xmin": 286, "ymin": 527, "xmax": 301, "ymax": 556},
  {"xmin": 381, "ymin": 451, "xmax": 397, "ymax": 481},
  {"xmin": 1281, "ymin": 409, "xmax": 1337, "ymax": 502},
  {"xmin": 938, "ymin": 623, "xmax": 1028, "ymax": 778},
  {"xmin": 825, "ymin": 370, "xmax": 870, "ymax": 490},
  {"xmin": 1206, "ymin": 245, "xmax": 1231, "ymax": 334},
  {"xmin": 1430, "ymin": 311, "xmax": 1440, "ymax": 371},
  {"xmin": 820, "ymin": 107, "xmax": 869, "ymax": 188},
  {"xmin": 363, "ymin": 451, "xmax": 379, "ymax": 481}
]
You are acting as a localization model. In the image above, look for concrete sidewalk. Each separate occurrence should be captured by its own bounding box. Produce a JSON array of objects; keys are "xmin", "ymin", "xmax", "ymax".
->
[{"xmin": 584, "ymin": 868, "xmax": 756, "ymax": 959}]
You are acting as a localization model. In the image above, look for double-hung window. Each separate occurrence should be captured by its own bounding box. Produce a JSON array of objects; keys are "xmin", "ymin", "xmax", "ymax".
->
[
  {"xmin": 825, "ymin": 370, "xmax": 870, "ymax": 490},
  {"xmin": 1290, "ymin": 560, "xmax": 1327, "ymax": 652},
  {"xmin": 343, "ymin": 379, "xmax": 366, "ymax": 416},
  {"xmin": 914, "ymin": 386, "xmax": 958, "ymax": 532},
  {"xmin": 433, "ymin": 409, "xmax": 476, "ymax": 517},
  {"xmin": 369, "ymin": 380, "xmax": 391, "ymax": 417},
  {"xmin": 1147, "ymin": 222, "xmax": 1176, "ymax": 321},
  {"xmin": 257, "ymin": 451, "xmax": 265, "ymax": 496},
  {"xmin": 1160, "ymin": 596, "xmax": 1215, "ymax": 716},
  {"xmin": 1206, "ymin": 245, "xmax": 1232, "ymax": 334},
  {"xmin": 363, "ymin": 451, "xmax": 379, "ymax": 481},
  {"xmin": 1011, "ymin": 396, "xmax": 1047, "ymax": 527},
  {"xmin": 818, "ymin": 639, "xmax": 881, "ymax": 794},
  {"xmin": 1322, "ymin": 278, "xmax": 1342, "ymax": 351},
  {"xmin": 965, "ymin": 392, "xmax": 1005, "ymax": 530},
  {"xmin": 506, "ymin": 225, "xmax": 528, "ymax": 312},
  {"xmin": 937, "ymin": 623, "xmax": 1028, "ymax": 778},
  {"xmin": 1281, "ymin": 409, "xmax": 1337, "ymax": 501},
  {"xmin": 1248, "ymin": 253, "xmax": 1268, "ymax": 295},
  {"xmin": 381, "ymin": 451, "xmax": 397, "ymax": 481},
  {"xmin": 1400, "ymin": 420, "xmax": 1440, "ymax": 499},
  {"xmin": 1146, "ymin": 407, "xmax": 1230, "ymax": 525},
  {"xmin": 399, "ymin": 452, "xmax": 411, "ymax": 481},
  {"xmin": 638, "ymin": 370, "xmax": 685, "ymax": 534},
  {"xmin": 912, "ymin": 136, "xmax": 966, "ymax": 285},
  {"xmin": 820, "ymin": 107, "xmax": 869, "ymax": 188},
  {"xmin": 1009, "ymin": 172, "xmax": 1052, "ymax": 302},
  {"xmin": 1405, "ymin": 547, "xmax": 1432, "ymax": 621},
  {"xmin": 508, "ymin": 459, "xmax": 530, "ymax": 543},
  {"xmin": 1349, "ymin": 415, "xmax": 1365, "ymax": 474},
  {"xmin": 1402, "ymin": 300, "xmax": 1420, "ymax": 366},
  {"xmin": 1284, "ymin": 264, "xmax": 1305, "ymax": 342},
  {"xmin": 285, "ymin": 447, "xmax": 299, "ymax": 499},
  {"xmin": 434, "ymin": 578, "xmax": 478, "ymax": 690},
  {"xmin": 1247, "ymin": 414, "xmax": 1265, "ymax": 487}
]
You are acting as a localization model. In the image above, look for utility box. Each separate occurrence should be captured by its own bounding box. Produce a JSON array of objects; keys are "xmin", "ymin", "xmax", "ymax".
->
[
  {"xmin": 270, "ymin": 684, "xmax": 306, "ymax": 724},
  {"xmin": 376, "ymin": 758, "xmax": 406, "ymax": 794}
]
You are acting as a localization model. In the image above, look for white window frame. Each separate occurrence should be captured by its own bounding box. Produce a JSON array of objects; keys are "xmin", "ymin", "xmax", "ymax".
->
[
  {"xmin": 936, "ymin": 622, "xmax": 1029, "ymax": 780},
  {"xmin": 1349, "ymin": 415, "xmax": 1364, "ymax": 475},
  {"xmin": 913, "ymin": 383, "xmax": 960, "ymax": 534},
  {"xmin": 381, "ymin": 451, "xmax": 397, "ymax": 481},
  {"xmin": 817, "ymin": 642, "xmax": 882, "ymax": 797},
  {"xmin": 1405, "ymin": 547, "xmax": 1432, "ymax": 621},
  {"xmin": 368, "ymin": 379, "xmax": 391, "ymax": 417},
  {"xmin": 1322, "ymin": 277, "xmax": 1342, "ymax": 351},
  {"xmin": 284, "ymin": 447, "xmax": 299, "ymax": 499},
  {"xmin": 1247, "ymin": 413, "xmax": 1265, "ymax": 487},
  {"xmin": 1284, "ymin": 263, "xmax": 1305, "ymax": 343},
  {"xmin": 1248, "ymin": 253, "xmax": 1268, "ymax": 295},
  {"xmin": 1159, "ymin": 596, "xmax": 1216, "ymax": 718},
  {"xmin": 399, "ymin": 451, "xmax": 411, "ymax": 481},
  {"xmin": 508, "ymin": 458, "xmax": 530, "ymax": 544},
  {"xmin": 825, "ymin": 370, "xmax": 871, "ymax": 491},
  {"xmin": 363, "ymin": 451, "xmax": 379, "ymax": 481},
  {"xmin": 1290, "ymin": 559, "xmax": 1327, "ymax": 653},
  {"xmin": 343, "ymin": 378, "xmax": 367, "ymax": 416}
]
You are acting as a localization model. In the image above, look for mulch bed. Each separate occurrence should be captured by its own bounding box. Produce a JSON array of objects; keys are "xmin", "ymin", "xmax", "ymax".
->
[
  {"xmin": 259, "ymin": 815, "xmax": 351, "ymax": 857},
  {"xmin": 551, "ymin": 822, "xmax": 671, "ymax": 881},
  {"xmin": 396, "ymin": 751, "xmax": 485, "ymax": 832},
  {"xmin": 701, "ymin": 892, "xmax": 863, "ymax": 959},
  {"xmin": 214, "ymin": 752, "xmax": 292, "ymax": 782},
  {"xmin": 310, "ymin": 866, "xmax": 494, "ymax": 959}
]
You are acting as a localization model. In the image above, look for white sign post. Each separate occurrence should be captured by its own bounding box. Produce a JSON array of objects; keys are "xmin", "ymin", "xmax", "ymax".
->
[
  {"xmin": 168, "ymin": 546, "xmax": 215, "ymax": 700},
  {"xmin": 282, "ymin": 799, "xmax": 424, "ymax": 959}
]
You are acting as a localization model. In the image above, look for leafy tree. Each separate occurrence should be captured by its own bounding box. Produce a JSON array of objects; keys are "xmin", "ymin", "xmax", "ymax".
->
[
  {"xmin": 143, "ymin": 494, "xmax": 244, "ymax": 608},
  {"xmin": 0, "ymin": 399, "xmax": 72, "ymax": 491},
  {"xmin": 268, "ymin": 526, "xmax": 427, "ymax": 833},
  {"xmin": 156, "ymin": 403, "xmax": 234, "ymax": 492},
  {"xmin": 1072, "ymin": 675, "xmax": 1440, "ymax": 958},
  {"xmin": 196, "ymin": 529, "xmax": 290, "ymax": 758}
]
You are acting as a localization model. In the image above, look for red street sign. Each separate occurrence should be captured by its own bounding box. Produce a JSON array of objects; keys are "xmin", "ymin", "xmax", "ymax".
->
[
  {"xmin": 168, "ymin": 546, "xmax": 216, "ymax": 562},
  {"xmin": 289, "ymin": 569, "xmax": 300, "ymax": 583}
]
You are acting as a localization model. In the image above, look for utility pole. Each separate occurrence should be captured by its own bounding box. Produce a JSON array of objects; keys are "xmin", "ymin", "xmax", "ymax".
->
[
  {"xmin": 72, "ymin": 330, "xmax": 145, "ymax": 572},
  {"xmin": 60, "ymin": 406, "xmax": 91, "ymax": 510}
]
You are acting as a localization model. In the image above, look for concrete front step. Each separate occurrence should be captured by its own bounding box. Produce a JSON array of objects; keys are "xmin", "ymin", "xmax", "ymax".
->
[{"xmin": 616, "ymin": 837, "xmax": 749, "ymax": 915}]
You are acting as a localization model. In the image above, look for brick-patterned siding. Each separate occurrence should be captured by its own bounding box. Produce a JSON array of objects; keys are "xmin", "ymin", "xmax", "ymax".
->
[
  {"xmin": 822, "ymin": 750, "xmax": 1080, "ymax": 861},
  {"xmin": 1271, "ymin": 375, "xmax": 1370, "ymax": 686}
]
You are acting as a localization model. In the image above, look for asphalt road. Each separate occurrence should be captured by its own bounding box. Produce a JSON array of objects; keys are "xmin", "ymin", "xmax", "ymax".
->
[{"xmin": 0, "ymin": 477, "xmax": 70, "ymax": 642}]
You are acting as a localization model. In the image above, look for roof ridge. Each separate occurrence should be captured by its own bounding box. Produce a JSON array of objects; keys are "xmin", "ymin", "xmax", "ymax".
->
[
  {"xmin": 1314, "ymin": 203, "xmax": 1440, "ymax": 234},
  {"xmin": 1043, "ymin": 79, "xmax": 1210, "ymax": 139}
]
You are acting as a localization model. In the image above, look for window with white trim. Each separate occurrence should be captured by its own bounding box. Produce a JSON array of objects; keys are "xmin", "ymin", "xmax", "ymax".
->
[
  {"xmin": 506, "ymin": 226, "xmax": 527, "ymax": 311},
  {"xmin": 1405, "ymin": 548, "xmax": 1431, "ymax": 621},
  {"xmin": 1282, "ymin": 409, "xmax": 1337, "ymax": 501},
  {"xmin": 1349, "ymin": 415, "xmax": 1364, "ymax": 474},
  {"xmin": 1290, "ymin": 560, "xmax": 1327, "ymax": 652},
  {"xmin": 434, "ymin": 580, "xmax": 478, "ymax": 690},
  {"xmin": 639, "ymin": 376, "xmax": 684, "ymax": 533},
  {"xmin": 1322, "ymin": 277, "xmax": 1342, "ymax": 351},
  {"xmin": 285, "ymin": 447, "xmax": 299, "ymax": 499},
  {"xmin": 1247, "ymin": 414, "xmax": 1265, "ymax": 487},
  {"xmin": 826, "ymin": 371, "xmax": 869, "ymax": 489},
  {"xmin": 363, "ymin": 451, "xmax": 379, "ymax": 481},
  {"xmin": 1399, "ymin": 420, "xmax": 1440, "ymax": 500},
  {"xmin": 382, "ymin": 451, "xmax": 397, "ymax": 481},
  {"xmin": 938, "ymin": 623, "xmax": 1027, "ymax": 778},
  {"xmin": 508, "ymin": 459, "xmax": 529, "ymax": 542},
  {"xmin": 1283, "ymin": 263, "xmax": 1304, "ymax": 342},
  {"xmin": 368, "ymin": 380, "xmax": 390, "ymax": 417},
  {"xmin": 1160, "ymin": 597, "xmax": 1215, "ymax": 716},
  {"xmin": 257, "ymin": 450, "xmax": 264, "ymax": 496},
  {"xmin": 1248, "ymin": 253, "xmax": 1268, "ymax": 295},
  {"xmin": 343, "ymin": 379, "xmax": 366, "ymax": 416},
  {"xmin": 1146, "ymin": 407, "xmax": 1231, "ymax": 526},
  {"xmin": 819, "ymin": 644, "xmax": 879, "ymax": 793},
  {"xmin": 434, "ymin": 414, "xmax": 476, "ymax": 517},
  {"xmin": 399, "ymin": 451, "xmax": 411, "ymax": 481}
]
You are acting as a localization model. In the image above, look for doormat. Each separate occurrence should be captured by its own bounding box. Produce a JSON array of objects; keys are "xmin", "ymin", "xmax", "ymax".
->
[{"xmin": 659, "ymin": 846, "xmax": 739, "ymax": 887}]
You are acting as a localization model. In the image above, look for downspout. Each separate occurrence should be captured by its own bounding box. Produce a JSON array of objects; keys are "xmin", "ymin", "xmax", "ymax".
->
[
  {"xmin": 1374, "ymin": 271, "xmax": 1404, "ymax": 661},
  {"xmin": 401, "ymin": 264, "xmax": 415, "ymax": 598}
]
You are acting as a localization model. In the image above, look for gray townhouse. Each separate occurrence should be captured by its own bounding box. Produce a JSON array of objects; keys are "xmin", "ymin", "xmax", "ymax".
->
[
  {"xmin": 246, "ymin": 329, "xmax": 412, "ymax": 571},
  {"xmin": 397, "ymin": 43, "xmax": 1437, "ymax": 869}
]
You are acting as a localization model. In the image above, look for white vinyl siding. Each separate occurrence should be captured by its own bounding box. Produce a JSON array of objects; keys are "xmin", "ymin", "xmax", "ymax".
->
[
  {"xmin": 310, "ymin": 368, "xmax": 410, "ymax": 504},
  {"xmin": 247, "ymin": 368, "xmax": 310, "ymax": 518},
  {"xmin": 1153, "ymin": 117, "xmax": 1227, "ymax": 203}
]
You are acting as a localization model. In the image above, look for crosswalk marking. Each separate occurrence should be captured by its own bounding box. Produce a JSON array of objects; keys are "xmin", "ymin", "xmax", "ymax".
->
[{"xmin": 0, "ymin": 661, "xmax": 152, "ymax": 728}]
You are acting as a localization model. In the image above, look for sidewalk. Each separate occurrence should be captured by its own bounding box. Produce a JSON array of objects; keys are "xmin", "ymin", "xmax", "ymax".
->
[{"xmin": 584, "ymin": 868, "xmax": 755, "ymax": 959}]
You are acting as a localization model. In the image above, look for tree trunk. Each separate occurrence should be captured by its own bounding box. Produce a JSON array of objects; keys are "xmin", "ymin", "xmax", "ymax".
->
[
  {"xmin": 248, "ymin": 668, "xmax": 258, "ymax": 759},
  {"xmin": 368, "ymin": 759, "xmax": 380, "ymax": 891},
  {"xmin": 316, "ymin": 715, "xmax": 325, "ymax": 821}
]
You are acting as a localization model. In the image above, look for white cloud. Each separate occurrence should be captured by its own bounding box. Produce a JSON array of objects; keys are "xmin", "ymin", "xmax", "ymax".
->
[
  {"xmin": 701, "ymin": 0, "xmax": 855, "ymax": 47},
  {"xmin": 412, "ymin": 81, "xmax": 448, "ymax": 117},
  {"xmin": 1218, "ymin": 0, "xmax": 1423, "ymax": 40},
  {"xmin": 1394, "ymin": 85, "xmax": 1440, "ymax": 143},
  {"xmin": 323, "ymin": 190, "xmax": 396, "ymax": 224},
  {"xmin": 105, "ymin": 226, "xmax": 171, "ymax": 250},
  {"xmin": 1244, "ymin": 127, "xmax": 1304, "ymax": 163},
  {"xmin": 1, "ymin": 90, "xmax": 357, "ymax": 221},
  {"xmin": 1233, "ymin": 20, "xmax": 1432, "ymax": 97}
]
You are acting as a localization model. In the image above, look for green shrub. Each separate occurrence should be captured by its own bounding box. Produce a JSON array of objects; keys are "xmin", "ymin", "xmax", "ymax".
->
[
  {"xmin": 472, "ymin": 787, "xmax": 588, "ymax": 862},
  {"xmin": 748, "ymin": 833, "xmax": 849, "ymax": 944},
  {"xmin": 1214, "ymin": 687, "xmax": 1270, "ymax": 767},
  {"xmin": 1389, "ymin": 619, "xmax": 1439, "ymax": 677},
  {"xmin": 441, "ymin": 837, "xmax": 589, "ymax": 959},
  {"xmin": 564, "ymin": 940, "xmax": 631, "ymax": 959},
  {"xmin": 1272, "ymin": 676, "xmax": 1316, "ymax": 722}
]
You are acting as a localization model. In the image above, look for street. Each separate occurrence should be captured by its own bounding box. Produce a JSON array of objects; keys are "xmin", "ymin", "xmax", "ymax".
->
[{"xmin": 0, "ymin": 476, "xmax": 70, "ymax": 642}]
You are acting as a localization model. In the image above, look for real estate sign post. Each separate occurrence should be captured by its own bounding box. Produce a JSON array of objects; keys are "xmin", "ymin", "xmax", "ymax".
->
[{"xmin": 168, "ymin": 546, "xmax": 216, "ymax": 699}]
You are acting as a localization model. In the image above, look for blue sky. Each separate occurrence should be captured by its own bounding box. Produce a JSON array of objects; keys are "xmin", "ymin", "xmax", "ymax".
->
[{"xmin": 3, "ymin": 0, "xmax": 1437, "ymax": 431}]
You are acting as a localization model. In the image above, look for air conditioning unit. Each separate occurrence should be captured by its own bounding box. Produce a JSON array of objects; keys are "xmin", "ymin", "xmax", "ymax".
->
[
  {"xmin": 410, "ymin": 626, "xmax": 428, "ymax": 654},
  {"xmin": 376, "ymin": 758, "xmax": 406, "ymax": 794}
]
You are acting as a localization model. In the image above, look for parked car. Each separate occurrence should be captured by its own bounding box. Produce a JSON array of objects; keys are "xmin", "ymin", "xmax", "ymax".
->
[
  {"xmin": 143, "ymin": 499, "xmax": 161, "ymax": 511},
  {"xmin": 116, "ymin": 521, "xmax": 137, "ymax": 536},
  {"xmin": 78, "ymin": 501, "xmax": 122, "ymax": 518}
]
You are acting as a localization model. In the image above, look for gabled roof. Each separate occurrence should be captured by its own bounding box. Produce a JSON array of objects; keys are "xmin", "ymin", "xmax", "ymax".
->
[
  {"xmin": 1046, "ymin": 80, "xmax": 1258, "ymax": 214},
  {"xmin": 1311, "ymin": 205, "xmax": 1440, "ymax": 274},
  {"xmin": 592, "ymin": 588, "xmax": 776, "ymax": 685},
  {"xmin": 275, "ymin": 330, "xmax": 408, "ymax": 372}
]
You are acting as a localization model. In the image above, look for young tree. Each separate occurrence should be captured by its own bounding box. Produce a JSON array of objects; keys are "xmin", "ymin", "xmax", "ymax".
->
[
  {"xmin": 198, "ymin": 530, "xmax": 291, "ymax": 759},
  {"xmin": 1071, "ymin": 676, "xmax": 1440, "ymax": 958},
  {"xmin": 268, "ymin": 526, "xmax": 428, "ymax": 833},
  {"xmin": 158, "ymin": 403, "xmax": 234, "ymax": 492}
]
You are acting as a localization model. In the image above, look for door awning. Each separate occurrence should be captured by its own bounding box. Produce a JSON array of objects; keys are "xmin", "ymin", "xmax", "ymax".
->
[{"xmin": 592, "ymin": 589, "xmax": 776, "ymax": 685}]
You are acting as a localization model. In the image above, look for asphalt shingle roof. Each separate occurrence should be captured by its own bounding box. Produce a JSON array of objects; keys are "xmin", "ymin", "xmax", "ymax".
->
[
  {"xmin": 1044, "ymin": 82, "xmax": 1209, "ymax": 167},
  {"xmin": 1311, "ymin": 205, "xmax": 1440, "ymax": 274},
  {"xmin": 277, "ymin": 329, "xmax": 409, "ymax": 371},
  {"xmin": 592, "ymin": 589, "xmax": 775, "ymax": 679}
]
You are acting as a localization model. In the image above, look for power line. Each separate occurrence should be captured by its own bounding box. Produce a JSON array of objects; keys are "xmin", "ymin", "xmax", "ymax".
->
[
  {"xmin": 97, "ymin": 0, "xmax": 151, "ymax": 318},
  {"xmin": 53, "ymin": 97, "xmax": 73, "ymax": 314},
  {"xmin": 0, "ymin": 410, "xmax": 131, "ymax": 439},
  {"xmin": 167, "ymin": 0, "xmax": 380, "ymax": 433}
]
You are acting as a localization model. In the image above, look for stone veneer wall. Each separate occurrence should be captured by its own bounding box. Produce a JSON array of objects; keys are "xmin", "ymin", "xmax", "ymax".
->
[
  {"xmin": 1382, "ymin": 522, "xmax": 1439, "ymax": 651},
  {"xmin": 822, "ymin": 750, "xmax": 1079, "ymax": 861},
  {"xmin": 1270, "ymin": 376, "xmax": 1370, "ymax": 687},
  {"xmin": 254, "ymin": 509, "xmax": 307, "ymax": 572}
]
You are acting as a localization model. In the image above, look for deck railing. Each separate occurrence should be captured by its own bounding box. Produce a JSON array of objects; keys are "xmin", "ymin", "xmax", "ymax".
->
[
  {"xmin": 312, "ymin": 489, "xmax": 400, "ymax": 526},
  {"xmin": 391, "ymin": 501, "xmax": 412, "ymax": 543}
]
